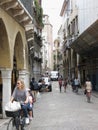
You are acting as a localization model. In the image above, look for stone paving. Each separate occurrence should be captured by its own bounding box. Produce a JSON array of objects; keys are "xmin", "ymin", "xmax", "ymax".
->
[
  {"xmin": 1, "ymin": 82, "xmax": 98, "ymax": 130},
  {"xmin": 29, "ymin": 82, "xmax": 98, "ymax": 130}
]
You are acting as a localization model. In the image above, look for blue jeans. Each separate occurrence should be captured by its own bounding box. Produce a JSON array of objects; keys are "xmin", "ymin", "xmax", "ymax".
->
[{"xmin": 21, "ymin": 103, "xmax": 29, "ymax": 117}]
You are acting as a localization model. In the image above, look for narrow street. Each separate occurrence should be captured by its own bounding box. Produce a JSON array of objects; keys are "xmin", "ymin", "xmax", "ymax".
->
[
  {"xmin": 1, "ymin": 81, "xmax": 98, "ymax": 130},
  {"xmin": 29, "ymin": 81, "xmax": 98, "ymax": 130}
]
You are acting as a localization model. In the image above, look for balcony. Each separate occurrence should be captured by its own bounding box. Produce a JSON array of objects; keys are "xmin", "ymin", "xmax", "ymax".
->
[
  {"xmin": 33, "ymin": 51, "xmax": 42, "ymax": 62},
  {"xmin": 0, "ymin": 0, "xmax": 32, "ymax": 27},
  {"xmin": 25, "ymin": 24, "xmax": 34, "ymax": 44}
]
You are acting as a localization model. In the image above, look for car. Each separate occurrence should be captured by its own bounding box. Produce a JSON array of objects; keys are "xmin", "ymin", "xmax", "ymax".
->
[
  {"xmin": 50, "ymin": 71, "xmax": 58, "ymax": 81},
  {"xmin": 38, "ymin": 77, "xmax": 52, "ymax": 92}
]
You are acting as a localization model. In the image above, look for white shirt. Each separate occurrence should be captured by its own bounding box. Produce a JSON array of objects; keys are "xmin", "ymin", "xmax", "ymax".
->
[{"xmin": 74, "ymin": 78, "xmax": 80, "ymax": 85}]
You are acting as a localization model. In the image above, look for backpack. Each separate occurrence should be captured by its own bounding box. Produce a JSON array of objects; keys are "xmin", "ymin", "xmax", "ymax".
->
[
  {"xmin": 30, "ymin": 81, "xmax": 34, "ymax": 90},
  {"xmin": 30, "ymin": 81, "xmax": 39, "ymax": 91}
]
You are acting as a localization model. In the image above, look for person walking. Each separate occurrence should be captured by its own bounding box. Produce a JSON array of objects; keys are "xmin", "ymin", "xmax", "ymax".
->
[
  {"xmin": 71, "ymin": 78, "xmax": 75, "ymax": 92},
  {"xmin": 74, "ymin": 76, "xmax": 80, "ymax": 93},
  {"xmin": 58, "ymin": 76, "xmax": 63, "ymax": 92},
  {"xmin": 84, "ymin": 77, "xmax": 92, "ymax": 103},
  {"xmin": 30, "ymin": 77, "xmax": 39, "ymax": 102},
  {"xmin": 63, "ymin": 78, "xmax": 68, "ymax": 92}
]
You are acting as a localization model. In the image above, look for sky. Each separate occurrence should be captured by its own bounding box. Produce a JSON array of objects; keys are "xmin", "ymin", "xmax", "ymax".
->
[{"xmin": 42, "ymin": 0, "xmax": 64, "ymax": 41}]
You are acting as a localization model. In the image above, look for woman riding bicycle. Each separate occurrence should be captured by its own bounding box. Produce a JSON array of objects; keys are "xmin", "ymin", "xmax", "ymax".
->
[{"xmin": 10, "ymin": 79, "xmax": 29, "ymax": 124}]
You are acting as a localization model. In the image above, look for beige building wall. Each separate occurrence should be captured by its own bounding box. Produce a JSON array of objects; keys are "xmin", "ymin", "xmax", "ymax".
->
[
  {"xmin": 42, "ymin": 15, "xmax": 53, "ymax": 73},
  {"xmin": 0, "ymin": 8, "xmax": 30, "ymax": 118},
  {"xmin": 0, "ymin": 8, "xmax": 28, "ymax": 69}
]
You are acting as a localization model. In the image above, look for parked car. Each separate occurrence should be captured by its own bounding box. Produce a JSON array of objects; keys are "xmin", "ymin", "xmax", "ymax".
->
[
  {"xmin": 38, "ymin": 77, "xmax": 52, "ymax": 92},
  {"xmin": 50, "ymin": 71, "xmax": 58, "ymax": 81}
]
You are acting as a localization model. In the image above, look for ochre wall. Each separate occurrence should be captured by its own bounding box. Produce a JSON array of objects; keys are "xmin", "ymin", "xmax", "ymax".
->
[{"xmin": 0, "ymin": 8, "xmax": 28, "ymax": 70}]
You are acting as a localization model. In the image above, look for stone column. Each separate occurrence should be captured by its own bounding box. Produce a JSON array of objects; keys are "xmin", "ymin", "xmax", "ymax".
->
[
  {"xmin": 1, "ymin": 68, "xmax": 12, "ymax": 118},
  {"xmin": 19, "ymin": 69, "xmax": 30, "ymax": 89},
  {"xmin": 25, "ymin": 71, "xmax": 30, "ymax": 88},
  {"xmin": 77, "ymin": 54, "xmax": 81, "ymax": 82}
]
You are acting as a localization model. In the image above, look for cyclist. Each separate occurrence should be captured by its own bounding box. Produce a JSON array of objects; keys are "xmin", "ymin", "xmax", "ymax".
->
[{"xmin": 10, "ymin": 79, "xmax": 30, "ymax": 124}]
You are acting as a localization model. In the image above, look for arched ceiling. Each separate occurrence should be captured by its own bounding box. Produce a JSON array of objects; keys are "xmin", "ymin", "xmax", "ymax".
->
[{"xmin": 14, "ymin": 32, "xmax": 24, "ymax": 69}]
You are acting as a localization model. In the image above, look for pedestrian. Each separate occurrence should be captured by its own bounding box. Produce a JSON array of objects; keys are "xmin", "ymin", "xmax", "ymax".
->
[
  {"xmin": 63, "ymin": 78, "xmax": 68, "ymax": 92},
  {"xmin": 10, "ymin": 79, "xmax": 30, "ymax": 124},
  {"xmin": 58, "ymin": 76, "xmax": 63, "ymax": 92},
  {"xmin": 30, "ymin": 77, "xmax": 39, "ymax": 101},
  {"xmin": 71, "ymin": 78, "xmax": 75, "ymax": 92},
  {"xmin": 84, "ymin": 77, "xmax": 92, "ymax": 103},
  {"xmin": 74, "ymin": 76, "xmax": 80, "ymax": 93}
]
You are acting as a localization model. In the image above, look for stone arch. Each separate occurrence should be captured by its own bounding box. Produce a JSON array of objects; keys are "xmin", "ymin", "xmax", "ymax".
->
[
  {"xmin": 0, "ymin": 18, "xmax": 11, "ymax": 115},
  {"xmin": 11, "ymin": 31, "xmax": 25, "ymax": 90},
  {"xmin": 0, "ymin": 18, "xmax": 11, "ymax": 68},
  {"xmin": 14, "ymin": 32, "xmax": 24, "ymax": 70},
  {"xmin": 25, "ymin": 43, "xmax": 29, "ymax": 69}
]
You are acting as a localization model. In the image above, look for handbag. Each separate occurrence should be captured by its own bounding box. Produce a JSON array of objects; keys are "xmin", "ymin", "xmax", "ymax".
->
[
  {"xmin": 84, "ymin": 89, "xmax": 87, "ymax": 95},
  {"xmin": 5, "ymin": 101, "xmax": 21, "ymax": 112}
]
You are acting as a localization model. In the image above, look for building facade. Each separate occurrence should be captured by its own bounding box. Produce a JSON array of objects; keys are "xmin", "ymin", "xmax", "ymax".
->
[
  {"xmin": 0, "ymin": 0, "xmax": 33, "ymax": 118},
  {"xmin": 42, "ymin": 15, "xmax": 53, "ymax": 74},
  {"xmin": 53, "ymin": 38, "xmax": 63, "ymax": 77},
  {"xmin": 60, "ymin": 0, "xmax": 98, "ymax": 90},
  {"xmin": 0, "ymin": 0, "xmax": 43, "ymax": 118}
]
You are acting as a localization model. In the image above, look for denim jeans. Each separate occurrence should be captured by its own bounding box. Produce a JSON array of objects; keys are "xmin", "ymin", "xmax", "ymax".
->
[{"xmin": 21, "ymin": 103, "xmax": 29, "ymax": 117}]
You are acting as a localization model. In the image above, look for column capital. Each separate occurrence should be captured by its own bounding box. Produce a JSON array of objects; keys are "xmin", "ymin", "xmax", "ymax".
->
[
  {"xmin": 0, "ymin": 68, "xmax": 12, "ymax": 71},
  {"xmin": 1, "ymin": 68, "xmax": 12, "ymax": 79},
  {"xmin": 19, "ymin": 69, "xmax": 30, "ymax": 75}
]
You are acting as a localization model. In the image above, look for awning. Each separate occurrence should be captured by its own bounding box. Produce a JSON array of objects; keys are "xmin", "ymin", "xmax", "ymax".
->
[{"xmin": 70, "ymin": 20, "xmax": 98, "ymax": 56}]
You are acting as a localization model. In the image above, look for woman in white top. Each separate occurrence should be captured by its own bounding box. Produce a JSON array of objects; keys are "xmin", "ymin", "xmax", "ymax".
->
[{"xmin": 85, "ymin": 77, "xmax": 92, "ymax": 103}]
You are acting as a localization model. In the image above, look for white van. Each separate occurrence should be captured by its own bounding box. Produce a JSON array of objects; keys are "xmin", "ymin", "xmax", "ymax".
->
[{"xmin": 50, "ymin": 71, "xmax": 58, "ymax": 81}]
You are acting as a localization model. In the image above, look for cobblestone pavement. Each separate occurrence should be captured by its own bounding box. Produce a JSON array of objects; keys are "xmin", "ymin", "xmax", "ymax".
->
[{"xmin": 1, "ymin": 82, "xmax": 98, "ymax": 130}]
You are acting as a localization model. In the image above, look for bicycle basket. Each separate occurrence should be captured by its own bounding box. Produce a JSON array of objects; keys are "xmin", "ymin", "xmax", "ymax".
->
[{"xmin": 5, "ymin": 110, "xmax": 19, "ymax": 117}]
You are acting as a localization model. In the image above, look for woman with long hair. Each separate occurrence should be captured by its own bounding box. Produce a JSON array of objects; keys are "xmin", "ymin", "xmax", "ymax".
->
[{"xmin": 10, "ymin": 79, "xmax": 29, "ymax": 124}]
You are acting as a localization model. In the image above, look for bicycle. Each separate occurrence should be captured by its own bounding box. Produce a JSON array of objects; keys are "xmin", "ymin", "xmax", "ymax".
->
[{"xmin": 5, "ymin": 107, "xmax": 26, "ymax": 130}]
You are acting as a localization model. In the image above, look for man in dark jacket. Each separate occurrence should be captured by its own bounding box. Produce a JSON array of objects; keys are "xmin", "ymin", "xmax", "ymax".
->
[{"xmin": 30, "ymin": 77, "xmax": 39, "ymax": 101}]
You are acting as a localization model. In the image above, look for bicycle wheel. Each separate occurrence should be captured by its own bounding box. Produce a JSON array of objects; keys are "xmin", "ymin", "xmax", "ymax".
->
[
  {"xmin": 7, "ymin": 118, "xmax": 16, "ymax": 130},
  {"xmin": 20, "ymin": 117, "xmax": 25, "ymax": 130}
]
